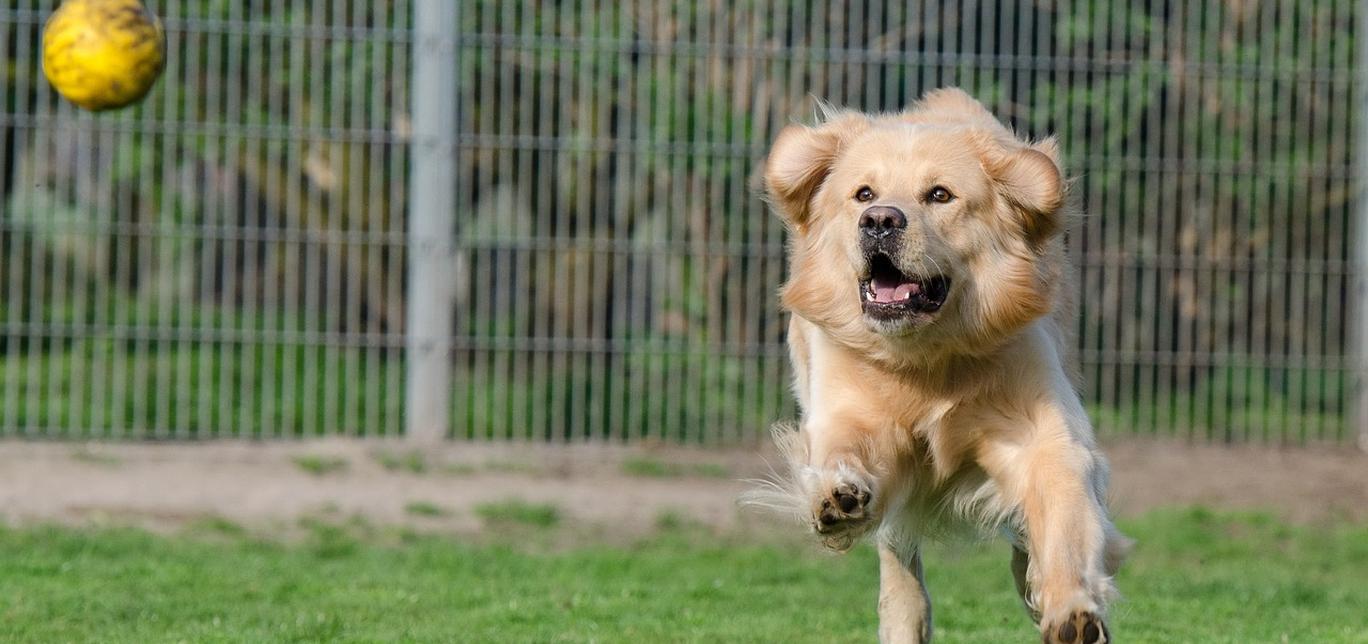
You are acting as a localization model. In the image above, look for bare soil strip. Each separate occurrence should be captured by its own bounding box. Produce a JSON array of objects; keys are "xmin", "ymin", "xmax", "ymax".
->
[{"xmin": 0, "ymin": 438, "xmax": 1362, "ymax": 538}]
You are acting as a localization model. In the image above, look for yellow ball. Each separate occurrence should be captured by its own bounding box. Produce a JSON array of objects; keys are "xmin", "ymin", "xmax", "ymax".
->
[{"xmin": 42, "ymin": 0, "xmax": 165, "ymax": 111}]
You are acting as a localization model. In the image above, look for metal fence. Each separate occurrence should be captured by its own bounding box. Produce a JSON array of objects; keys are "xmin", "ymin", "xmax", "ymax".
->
[{"xmin": 0, "ymin": 1, "xmax": 1362, "ymax": 445}]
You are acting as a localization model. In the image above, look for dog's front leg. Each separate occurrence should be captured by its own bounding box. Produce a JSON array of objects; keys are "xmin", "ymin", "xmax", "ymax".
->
[
  {"xmin": 878, "ymin": 536, "xmax": 932, "ymax": 644},
  {"xmin": 800, "ymin": 418, "xmax": 881, "ymax": 551},
  {"xmin": 978, "ymin": 402, "xmax": 1124, "ymax": 644}
]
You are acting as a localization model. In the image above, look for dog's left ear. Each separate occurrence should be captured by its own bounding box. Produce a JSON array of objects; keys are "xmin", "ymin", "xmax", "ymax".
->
[{"xmin": 980, "ymin": 136, "xmax": 1064, "ymax": 242}]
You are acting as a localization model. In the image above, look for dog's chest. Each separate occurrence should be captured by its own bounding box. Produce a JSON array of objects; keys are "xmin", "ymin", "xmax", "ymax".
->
[{"xmin": 892, "ymin": 397, "xmax": 984, "ymax": 477}]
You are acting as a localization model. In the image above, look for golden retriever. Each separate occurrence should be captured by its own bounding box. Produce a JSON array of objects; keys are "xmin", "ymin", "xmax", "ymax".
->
[{"xmin": 750, "ymin": 88, "xmax": 1130, "ymax": 643}]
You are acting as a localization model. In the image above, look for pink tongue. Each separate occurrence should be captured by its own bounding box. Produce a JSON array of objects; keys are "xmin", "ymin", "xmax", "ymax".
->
[{"xmin": 872, "ymin": 279, "xmax": 920, "ymax": 303}]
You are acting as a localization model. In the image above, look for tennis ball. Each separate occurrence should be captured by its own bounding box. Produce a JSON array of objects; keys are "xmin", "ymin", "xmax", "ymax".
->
[{"xmin": 42, "ymin": 0, "xmax": 165, "ymax": 112}]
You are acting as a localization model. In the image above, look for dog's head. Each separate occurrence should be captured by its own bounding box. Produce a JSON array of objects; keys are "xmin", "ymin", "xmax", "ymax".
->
[{"xmin": 764, "ymin": 88, "xmax": 1065, "ymax": 367}]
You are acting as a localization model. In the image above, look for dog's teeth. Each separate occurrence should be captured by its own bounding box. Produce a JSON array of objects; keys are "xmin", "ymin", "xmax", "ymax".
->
[{"xmin": 865, "ymin": 291, "xmax": 875, "ymax": 301}]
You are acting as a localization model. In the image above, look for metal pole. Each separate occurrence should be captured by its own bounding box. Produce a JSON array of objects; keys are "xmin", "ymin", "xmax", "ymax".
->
[
  {"xmin": 1357, "ymin": 0, "xmax": 1368, "ymax": 452},
  {"xmin": 406, "ymin": 0, "xmax": 458, "ymax": 443}
]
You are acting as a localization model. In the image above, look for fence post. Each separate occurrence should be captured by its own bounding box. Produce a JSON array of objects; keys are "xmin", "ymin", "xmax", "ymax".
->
[
  {"xmin": 1358, "ymin": 0, "xmax": 1368, "ymax": 452},
  {"xmin": 406, "ymin": 0, "xmax": 459, "ymax": 443}
]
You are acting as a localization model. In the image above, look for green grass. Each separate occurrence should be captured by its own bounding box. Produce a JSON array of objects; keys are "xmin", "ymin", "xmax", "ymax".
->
[
  {"xmin": 0, "ymin": 345, "xmax": 406, "ymax": 438},
  {"xmin": 0, "ymin": 345, "xmax": 786, "ymax": 443},
  {"xmin": 439, "ymin": 463, "xmax": 479, "ymax": 476},
  {"xmin": 291, "ymin": 455, "xmax": 349, "ymax": 476},
  {"xmin": 621, "ymin": 457, "xmax": 732, "ymax": 479},
  {"xmin": 479, "ymin": 459, "xmax": 537, "ymax": 475},
  {"xmin": 403, "ymin": 501, "xmax": 447, "ymax": 518},
  {"xmin": 373, "ymin": 449, "xmax": 428, "ymax": 474},
  {"xmin": 474, "ymin": 501, "xmax": 561, "ymax": 528},
  {"xmin": 4, "ymin": 346, "xmax": 1354, "ymax": 446},
  {"xmin": 68, "ymin": 446, "xmax": 122, "ymax": 467},
  {"xmin": 0, "ymin": 509, "xmax": 1362, "ymax": 642}
]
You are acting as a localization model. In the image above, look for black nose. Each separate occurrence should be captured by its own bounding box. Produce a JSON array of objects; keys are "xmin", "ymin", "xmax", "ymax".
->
[{"xmin": 859, "ymin": 206, "xmax": 906, "ymax": 238}]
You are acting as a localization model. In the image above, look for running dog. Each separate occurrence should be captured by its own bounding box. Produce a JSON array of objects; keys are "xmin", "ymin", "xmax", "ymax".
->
[{"xmin": 750, "ymin": 88, "xmax": 1130, "ymax": 644}]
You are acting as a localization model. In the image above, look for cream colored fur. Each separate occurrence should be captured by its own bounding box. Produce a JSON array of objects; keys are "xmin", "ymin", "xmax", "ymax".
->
[{"xmin": 746, "ymin": 88, "xmax": 1131, "ymax": 644}]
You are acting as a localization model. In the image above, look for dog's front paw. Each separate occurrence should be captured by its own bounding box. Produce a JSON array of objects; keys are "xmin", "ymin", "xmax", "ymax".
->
[
  {"xmin": 811, "ymin": 471, "xmax": 874, "ymax": 551},
  {"xmin": 1042, "ymin": 611, "xmax": 1109, "ymax": 644}
]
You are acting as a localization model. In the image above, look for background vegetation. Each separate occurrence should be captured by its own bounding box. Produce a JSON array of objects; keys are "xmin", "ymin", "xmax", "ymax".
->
[{"xmin": 1, "ymin": 1, "xmax": 1358, "ymax": 441}]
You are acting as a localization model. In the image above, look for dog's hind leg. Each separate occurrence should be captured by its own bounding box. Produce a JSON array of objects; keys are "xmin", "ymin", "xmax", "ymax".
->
[{"xmin": 878, "ymin": 536, "xmax": 932, "ymax": 644}]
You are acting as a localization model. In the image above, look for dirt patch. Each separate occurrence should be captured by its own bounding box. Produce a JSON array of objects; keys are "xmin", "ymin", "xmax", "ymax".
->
[
  {"xmin": 0, "ymin": 440, "xmax": 769, "ymax": 539},
  {"xmin": 1103, "ymin": 439, "xmax": 1368, "ymax": 524},
  {"xmin": 0, "ymin": 438, "xmax": 1363, "ymax": 538}
]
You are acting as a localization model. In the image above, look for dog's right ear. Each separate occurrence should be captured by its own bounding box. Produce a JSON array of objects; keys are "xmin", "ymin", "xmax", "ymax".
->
[{"xmin": 762, "ymin": 113, "xmax": 868, "ymax": 230}]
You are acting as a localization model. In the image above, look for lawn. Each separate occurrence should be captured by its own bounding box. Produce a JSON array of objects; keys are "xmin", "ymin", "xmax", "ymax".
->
[{"xmin": 0, "ymin": 509, "xmax": 1364, "ymax": 642}]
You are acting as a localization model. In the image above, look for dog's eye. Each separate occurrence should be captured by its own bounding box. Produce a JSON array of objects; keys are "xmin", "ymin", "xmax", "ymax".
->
[
  {"xmin": 926, "ymin": 186, "xmax": 954, "ymax": 203},
  {"xmin": 854, "ymin": 186, "xmax": 875, "ymax": 203}
]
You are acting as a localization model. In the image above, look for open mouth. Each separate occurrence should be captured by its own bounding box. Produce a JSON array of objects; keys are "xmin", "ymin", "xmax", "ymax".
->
[{"xmin": 860, "ymin": 253, "xmax": 950, "ymax": 319}]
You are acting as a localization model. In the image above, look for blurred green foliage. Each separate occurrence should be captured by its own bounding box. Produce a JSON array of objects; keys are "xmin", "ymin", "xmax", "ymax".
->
[{"xmin": 1, "ymin": 1, "xmax": 1359, "ymax": 441}]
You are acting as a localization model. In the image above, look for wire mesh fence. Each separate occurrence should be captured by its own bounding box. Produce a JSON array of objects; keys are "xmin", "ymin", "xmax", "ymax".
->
[{"xmin": 0, "ymin": 1, "xmax": 1362, "ymax": 444}]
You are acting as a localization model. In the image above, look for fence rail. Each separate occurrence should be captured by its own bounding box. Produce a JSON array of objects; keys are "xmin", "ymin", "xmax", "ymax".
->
[{"xmin": 0, "ymin": 0, "xmax": 1362, "ymax": 445}]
